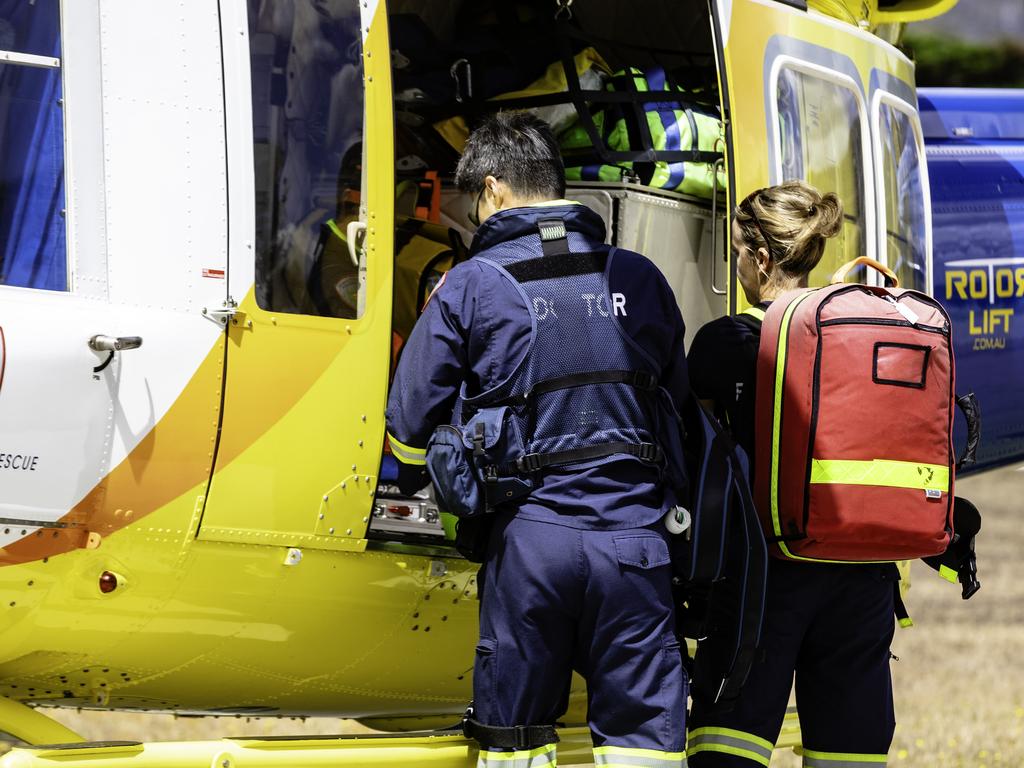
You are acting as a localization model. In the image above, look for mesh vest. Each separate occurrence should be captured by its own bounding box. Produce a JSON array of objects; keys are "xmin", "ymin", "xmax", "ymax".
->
[{"xmin": 460, "ymin": 218, "xmax": 674, "ymax": 479}]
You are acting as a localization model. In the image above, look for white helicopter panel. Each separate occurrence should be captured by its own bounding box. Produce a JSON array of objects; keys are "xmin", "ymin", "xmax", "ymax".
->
[
  {"xmin": 97, "ymin": 0, "xmax": 228, "ymax": 314},
  {"xmin": 0, "ymin": 0, "xmax": 229, "ymax": 549}
]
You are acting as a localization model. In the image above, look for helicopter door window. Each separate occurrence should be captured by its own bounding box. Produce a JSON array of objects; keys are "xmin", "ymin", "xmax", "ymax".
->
[
  {"xmin": 247, "ymin": 0, "xmax": 367, "ymax": 319},
  {"xmin": 0, "ymin": 0, "xmax": 66, "ymax": 292},
  {"xmin": 773, "ymin": 62, "xmax": 873, "ymax": 284},
  {"xmin": 874, "ymin": 94, "xmax": 929, "ymax": 292}
]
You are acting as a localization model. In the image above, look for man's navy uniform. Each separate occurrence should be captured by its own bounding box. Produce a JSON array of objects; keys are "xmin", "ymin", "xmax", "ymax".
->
[
  {"xmin": 387, "ymin": 202, "xmax": 689, "ymax": 767},
  {"xmin": 685, "ymin": 308, "xmax": 898, "ymax": 768}
]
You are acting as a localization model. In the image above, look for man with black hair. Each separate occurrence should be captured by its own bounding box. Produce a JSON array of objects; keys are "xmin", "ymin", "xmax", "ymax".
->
[{"xmin": 386, "ymin": 112, "xmax": 689, "ymax": 768}]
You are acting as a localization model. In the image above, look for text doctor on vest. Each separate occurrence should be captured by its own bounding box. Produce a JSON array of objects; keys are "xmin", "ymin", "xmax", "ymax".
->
[
  {"xmin": 385, "ymin": 112, "xmax": 691, "ymax": 768},
  {"xmin": 686, "ymin": 181, "xmax": 899, "ymax": 767}
]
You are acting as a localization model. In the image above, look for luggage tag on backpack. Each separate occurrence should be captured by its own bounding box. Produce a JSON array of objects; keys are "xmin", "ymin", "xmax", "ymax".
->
[{"xmin": 885, "ymin": 295, "xmax": 920, "ymax": 325}]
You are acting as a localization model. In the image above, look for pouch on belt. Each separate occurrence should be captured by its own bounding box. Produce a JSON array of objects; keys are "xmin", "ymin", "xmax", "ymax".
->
[{"xmin": 426, "ymin": 405, "xmax": 533, "ymax": 520}]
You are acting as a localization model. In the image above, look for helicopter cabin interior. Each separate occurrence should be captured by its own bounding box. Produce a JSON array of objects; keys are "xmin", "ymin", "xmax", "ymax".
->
[
  {"xmin": 241, "ymin": 0, "xmax": 930, "ymax": 550},
  {"xmin": 245, "ymin": 0, "xmax": 731, "ymax": 548}
]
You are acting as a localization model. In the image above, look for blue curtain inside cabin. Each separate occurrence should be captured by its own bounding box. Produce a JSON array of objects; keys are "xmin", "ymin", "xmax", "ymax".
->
[{"xmin": 0, "ymin": 0, "xmax": 66, "ymax": 291}]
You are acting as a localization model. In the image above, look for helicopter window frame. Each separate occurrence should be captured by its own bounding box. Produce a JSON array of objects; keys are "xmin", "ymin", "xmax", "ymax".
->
[
  {"xmin": 871, "ymin": 90, "xmax": 932, "ymax": 293},
  {"xmin": 768, "ymin": 56, "xmax": 877, "ymax": 283},
  {"xmin": 0, "ymin": 0, "xmax": 68, "ymax": 294},
  {"xmin": 246, "ymin": 0, "xmax": 370, "ymax": 320}
]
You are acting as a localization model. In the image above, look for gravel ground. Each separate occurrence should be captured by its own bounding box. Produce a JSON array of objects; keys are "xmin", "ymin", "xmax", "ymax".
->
[{"xmin": 5, "ymin": 465, "xmax": 1019, "ymax": 766}]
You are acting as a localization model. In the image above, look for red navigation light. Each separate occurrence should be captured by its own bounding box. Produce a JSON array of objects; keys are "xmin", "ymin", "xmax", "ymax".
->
[{"xmin": 99, "ymin": 571, "xmax": 118, "ymax": 594}]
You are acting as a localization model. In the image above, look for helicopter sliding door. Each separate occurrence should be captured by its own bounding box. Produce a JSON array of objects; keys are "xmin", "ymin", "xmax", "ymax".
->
[
  {"xmin": 714, "ymin": 0, "xmax": 926, "ymax": 310},
  {"xmin": 199, "ymin": 0, "xmax": 395, "ymax": 551}
]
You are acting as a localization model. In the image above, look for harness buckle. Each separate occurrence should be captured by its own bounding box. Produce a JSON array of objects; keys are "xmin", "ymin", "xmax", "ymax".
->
[
  {"xmin": 472, "ymin": 422, "xmax": 486, "ymax": 458},
  {"xmin": 484, "ymin": 465, "xmax": 500, "ymax": 489},
  {"xmin": 633, "ymin": 371, "xmax": 657, "ymax": 390},
  {"xmin": 513, "ymin": 725, "xmax": 531, "ymax": 750},
  {"xmin": 516, "ymin": 454, "xmax": 543, "ymax": 473},
  {"xmin": 638, "ymin": 443, "xmax": 660, "ymax": 462}
]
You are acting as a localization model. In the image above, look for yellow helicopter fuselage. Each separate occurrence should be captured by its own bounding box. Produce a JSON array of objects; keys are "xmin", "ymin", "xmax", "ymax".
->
[{"xmin": 0, "ymin": 0, "xmax": 952, "ymax": 740}]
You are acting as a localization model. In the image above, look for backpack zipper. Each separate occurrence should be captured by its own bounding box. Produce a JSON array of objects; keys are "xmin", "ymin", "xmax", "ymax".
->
[{"xmin": 819, "ymin": 317, "xmax": 949, "ymax": 335}]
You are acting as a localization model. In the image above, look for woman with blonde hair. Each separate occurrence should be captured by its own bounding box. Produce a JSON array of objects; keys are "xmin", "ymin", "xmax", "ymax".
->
[{"xmin": 686, "ymin": 181, "xmax": 900, "ymax": 767}]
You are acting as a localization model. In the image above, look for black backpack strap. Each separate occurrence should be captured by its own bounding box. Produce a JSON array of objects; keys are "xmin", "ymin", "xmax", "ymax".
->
[
  {"xmin": 892, "ymin": 581, "xmax": 917, "ymax": 630},
  {"xmin": 684, "ymin": 398, "xmax": 732, "ymax": 583},
  {"xmin": 681, "ymin": 396, "xmax": 768, "ymax": 707},
  {"xmin": 713, "ymin": 444, "xmax": 768, "ymax": 704}
]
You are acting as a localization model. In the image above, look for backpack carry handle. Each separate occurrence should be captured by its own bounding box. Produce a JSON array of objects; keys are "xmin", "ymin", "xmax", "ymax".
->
[
  {"xmin": 831, "ymin": 256, "xmax": 900, "ymax": 288},
  {"xmin": 955, "ymin": 392, "xmax": 981, "ymax": 472}
]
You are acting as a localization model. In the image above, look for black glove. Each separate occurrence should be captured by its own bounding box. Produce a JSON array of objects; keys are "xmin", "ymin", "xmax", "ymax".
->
[
  {"xmin": 923, "ymin": 496, "xmax": 981, "ymax": 600},
  {"xmin": 396, "ymin": 463, "xmax": 430, "ymax": 497}
]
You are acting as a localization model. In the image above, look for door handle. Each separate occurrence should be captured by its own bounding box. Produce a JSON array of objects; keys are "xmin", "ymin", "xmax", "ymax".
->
[
  {"xmin": 710, "ymin": 158, "xmax": 727, "ymax": 296},
  {"xmin": 89, "ymin": 335, "xmax": 143, "ymax": 373},
  {"xmin": 346, "ymin": 221, "xmax": 367, "ymax": 267},
  {"xmin": 89, "ymin": 335, "xmax": 143, "ymax": 352}
]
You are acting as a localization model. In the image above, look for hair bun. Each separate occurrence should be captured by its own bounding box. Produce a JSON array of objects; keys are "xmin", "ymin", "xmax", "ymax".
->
[
  {"xmin": 812, "ymin": 192, "xmax": 843, "ymax": 239},
  {"xmin": 736, "ymin": 180, "xmax": 845, "ymax": 280}
]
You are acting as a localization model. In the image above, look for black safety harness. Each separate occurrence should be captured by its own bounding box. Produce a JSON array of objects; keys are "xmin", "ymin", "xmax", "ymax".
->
[{"xmin": 461, "ymin": 220, "xmax": 667, "ymax": 479}]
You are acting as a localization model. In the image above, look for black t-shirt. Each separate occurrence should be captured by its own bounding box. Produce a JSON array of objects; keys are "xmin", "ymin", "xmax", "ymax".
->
[{"xmin": 686, "ymin": 304, "xmax": 769, "ymax": 467}]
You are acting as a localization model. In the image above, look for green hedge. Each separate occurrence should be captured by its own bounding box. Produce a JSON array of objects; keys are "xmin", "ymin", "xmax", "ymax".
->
[{"xmin": 901, "ymin": 34, "xmax": 1024, "ymax": 88}]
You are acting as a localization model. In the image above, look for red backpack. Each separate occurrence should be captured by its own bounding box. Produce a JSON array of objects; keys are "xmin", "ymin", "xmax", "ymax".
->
[{"xmin": 753, "ymin": 257, "xmax": 979, "ymax": 562}]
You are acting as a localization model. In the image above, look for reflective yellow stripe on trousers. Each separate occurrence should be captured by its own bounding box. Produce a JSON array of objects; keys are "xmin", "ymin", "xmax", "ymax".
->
[
  {"xmin": 478, "ymin": 744, "xmax": 557, "ymax": 768},
  {"xmin": 687, "ymin": 727, "xmax": 772, "ymax": 766},
  {"xmin": 801, "ymin": 748, "xmax": 887, "ymax": 767},
  {"xmin": 593, "ymin": 745, "xmax": 687, "ymax": 767}
]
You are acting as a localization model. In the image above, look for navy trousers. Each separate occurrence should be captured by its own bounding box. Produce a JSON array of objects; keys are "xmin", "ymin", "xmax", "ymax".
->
[
  {"xmin": 473, "ymin": 513, "xmax": 687, "ymax": 765},
  {"xmin": 688, "ymin": 559, "xmax": 899, "ymax": 767}
]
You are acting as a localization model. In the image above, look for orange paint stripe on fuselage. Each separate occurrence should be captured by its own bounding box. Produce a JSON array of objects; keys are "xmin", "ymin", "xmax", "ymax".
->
[{"xmin": 0, "ymin": 289, "xmax": 358, "ymax": 567}]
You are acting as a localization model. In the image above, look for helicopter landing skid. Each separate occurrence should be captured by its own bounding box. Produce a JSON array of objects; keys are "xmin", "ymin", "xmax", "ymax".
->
[
  {"xmin": 0, "ymin": 697, "xmax": 84, "ymax": 747},
  {"xmin": 0, "ymin": 726, "xmax": 599, "ymax": 767}
]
